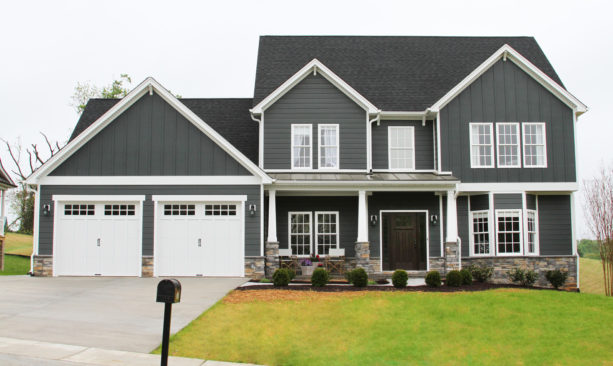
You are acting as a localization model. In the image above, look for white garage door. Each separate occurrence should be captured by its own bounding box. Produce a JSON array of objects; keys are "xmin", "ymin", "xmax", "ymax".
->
[
  {"xmin": 54, "ymin": 200, "xmax": 142, "ymax": 276},
  {"xmin": 155, "ymin": 201, "xmax": 244, "ymax": 277}
]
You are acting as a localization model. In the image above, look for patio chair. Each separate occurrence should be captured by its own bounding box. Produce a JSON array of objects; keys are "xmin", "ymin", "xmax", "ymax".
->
[
  {"xmin": 325, "ymin": 248, "xmax": 345, "ymax": 275},
  {"xmin": 278, "ymin": 248, "xmax": 298, "ymax": 272}
]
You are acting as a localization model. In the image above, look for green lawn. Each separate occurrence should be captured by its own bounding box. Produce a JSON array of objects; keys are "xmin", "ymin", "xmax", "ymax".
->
[
  {"xmin": 3, "ymin": 232, "xmax": 33, "ymax": 256},
  {"xmin": 159, "ymin": 289, "xmax": 613, "ymax": 365},
  {"xmin": 0, "ymin": 254, "xmax": 30, "ymax": 275},
  {"xmin": 580, "ymin": 257, "xmax": 605, "ymax": 295}
]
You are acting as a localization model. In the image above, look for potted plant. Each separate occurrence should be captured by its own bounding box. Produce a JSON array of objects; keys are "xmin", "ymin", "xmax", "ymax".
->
[{"xmin": 301, "ymin": 259, "xmax": 315, "ymax": 276}]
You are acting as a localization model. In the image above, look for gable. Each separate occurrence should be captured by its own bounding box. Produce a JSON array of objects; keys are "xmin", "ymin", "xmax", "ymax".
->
[{"xmin": 50, "ymin": 93, "xmax": 251, "ymax": 176}]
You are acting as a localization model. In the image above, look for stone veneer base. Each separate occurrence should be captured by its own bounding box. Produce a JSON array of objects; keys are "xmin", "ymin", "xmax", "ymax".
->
[
  {"xmin": 33, "ymin": 255, "xmax": 53, "ymax": 276},
  {"xmin": 245, "ymin": 256, "xmax": 265, "ymax": 279},
  {"xmin": 141, "ymin": 256, "xmax": 153, "ymax": 277}
]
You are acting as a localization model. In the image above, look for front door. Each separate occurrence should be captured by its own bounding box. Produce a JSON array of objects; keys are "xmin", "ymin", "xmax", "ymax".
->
[{"xmin": 382, "ymin": 212, "xmax": 427, "ymax": 271}]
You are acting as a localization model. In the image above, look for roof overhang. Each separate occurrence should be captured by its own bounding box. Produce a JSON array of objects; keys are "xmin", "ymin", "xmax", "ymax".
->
[
  {"xmin": 250, "ymin": 58, "xmax": 380, "ymax": 115},
  {"xmin": 26, "ymin": 77, "xmax": 272, "ymax": 185},
  {"xmin": 429, "ymin": 44, "xmax": 588, "ymax": 117},
  {"xmin": 0, "ymin": 159, "xmax": 17, "ymax": 188}
]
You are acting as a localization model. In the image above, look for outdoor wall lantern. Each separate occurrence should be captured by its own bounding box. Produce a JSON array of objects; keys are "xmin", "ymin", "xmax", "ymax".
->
[
  {"xmin": 370, "ymin": 214, "xmax": 378, "ymax": 226},
  {"xmin": 430, "ymin": 214, "xmax": 438, "ymax": 225},
  {"xmin": 249, "ymin": 204, "xmax": 257, "ymax": 216},
  {"xmin": 42, "ymin": 204, "xmax": 52, "ymax": 217}
]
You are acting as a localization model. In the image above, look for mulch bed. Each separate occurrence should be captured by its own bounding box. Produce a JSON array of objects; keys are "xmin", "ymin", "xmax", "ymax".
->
[{"xmin": 237, "ymin": 283, "xmax": 567, "ymax": 293}]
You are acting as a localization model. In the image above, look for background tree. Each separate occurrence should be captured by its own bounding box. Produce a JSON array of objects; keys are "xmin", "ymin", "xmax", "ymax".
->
[
  {"xmin": 583, "ymin": 165, "xmax": 613, "ymax": 296},
  {"xmin": 71, "ymin": 74, "xmax": 132, "ymax": 114}
]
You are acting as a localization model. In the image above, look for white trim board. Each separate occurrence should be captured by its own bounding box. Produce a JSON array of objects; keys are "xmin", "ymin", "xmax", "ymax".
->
[
  {"xmin": 151, "ymin": 195, "xmax": 248, "ymax": 202},
  {"xmin": 26, "ymin": 77, "xmax": 272, "ymax": 185},
  {"xmin": 458, "ymin": 182, "xmax": 578, "ymax": 192},
  {"xmin": 52, "ymin": 195, "xmax": 145, "ymax": 202},
  {"xmin": 38, "ymin": 176, "xmax": 263, "ymax": 186}
]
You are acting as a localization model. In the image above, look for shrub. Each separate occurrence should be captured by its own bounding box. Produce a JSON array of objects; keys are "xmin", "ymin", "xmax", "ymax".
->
[
  {"xmin": 311, "ymin": 268, "xmax": 329, "ymax": 287},
  {"xmin": 446, "ymin": 270, "xmax": 462, "ymax": 287},
  {"xmin": 286, "ymin": 268, "xmax": 296, "ymax": 281},
  {"xmin": 460, "ymin": 268, "xmax": 472, "ymax": 285},
  {"xmin": 272, "ymin": 268, "xmax": 290, "ymax": 286},
  {"xmin": 467, "ymin": 264, "xmax": 494, "ymax": 283},
  {"xmin": 348, "ymin": 268, "xmax": 368, "ymax": 287},
  {"xmin": 425, "ymin": 271, "xmax": 441, "ymax": 287},
  {"xmin": 508, "ymin": 268, "xmax": 539, "ymax": 287},
  {"xmin": 524, "ymin": 270, "xmax": 538, "ymax": 286},
  {"xmin": 392, "ymin": 270, "xmax": 409, "ymax": 288},
  {"xmin": 546, "ymin": 269, "xmax": 568, "ymax": 289}
]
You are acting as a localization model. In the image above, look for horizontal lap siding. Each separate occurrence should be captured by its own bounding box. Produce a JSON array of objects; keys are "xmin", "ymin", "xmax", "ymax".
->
[
  {"xmin": 372, "ymin": 120, "xmax": 435, "ymax": 170},
  {"xmin": 264, "ymin": 74, "xmax": 367, "ymax": 170},
  {"xmin": 440, "ymin": 59, "xmax": 575, "ymax": 182},
  {"xmin": 38, "ymin": 185, "xmax": 260, "ymax": 256},
  {"xmin": 470, "ymin": 194, "xmax": 489, "ymax": 210},
  {"xmin": 494, "ymin": 194, "xmax": 522, "ymax": 209},
  {"xmin": 538, "ymin": 195, "xmax": 572, "ymax": 255}
]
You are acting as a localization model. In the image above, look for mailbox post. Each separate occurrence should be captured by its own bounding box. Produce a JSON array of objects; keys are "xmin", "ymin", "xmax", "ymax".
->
[{"xmin": 156, "ymin": 279, "xmax": 181, "ymax": 366}]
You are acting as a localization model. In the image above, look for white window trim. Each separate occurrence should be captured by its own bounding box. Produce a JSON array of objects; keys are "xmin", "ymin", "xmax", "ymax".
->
[
  {"xmin": 388, "ymin": 126, "xmax": 415, "ymax": 171},
  {"xmin": 496, "ymin": 123, "xmax": 521, "ymax": 168},
  {"xmin": 469, "ymin": 210, "xmax": 492, "ymax": 257},
  {"xmin": 318, "ymin": 124, "xmax": 340, "ymax": 169},
  {"xmin": 291, "ymin": 124, "xmax": 312, "ymax": 170},
  {"xmin": 522, "ymin": 122, "xmax": 547, "ymax": 168},
  {"xmin": 525, "ymin": 209, "xmax": 540, "ymax": 256},
  {"xmin": 288, "ymin": 211, "xmax": 312, "ymax": 257},
  {"xmin": 314, "ymin": 211, "xmax": 340, "ymax": 256},
  {"xmin": 494, "ymin": 209, "xmax": 523, "ymax": 256},
  {"xmin": 469, "ymin": 123, "xmax": 494, "ymax": 168}
]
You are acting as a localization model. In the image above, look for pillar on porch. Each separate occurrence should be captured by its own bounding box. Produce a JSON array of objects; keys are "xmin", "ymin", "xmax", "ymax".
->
[
  {"xmin": 265, "ymin": 189, "xmax": 279, "ymax": 277},
  {"xmin": 444, "ymin": 189, "xmax": 460, "ymax": 274},
  {"xmin": 355, "ymin": 190, "xmax": 372, "ymax": 273}
]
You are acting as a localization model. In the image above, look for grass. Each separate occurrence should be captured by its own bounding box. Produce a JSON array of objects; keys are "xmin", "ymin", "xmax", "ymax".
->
[
  {"xmin": 580, "ymin": 257, "xmax": 606, "ymax": 295},
  {"xmin": 3, "ymin": 232, "xmax": 33, "ymax": 256},
  {"xmin": 0, "ymin": 254, "xmax": 30, "ymax": 275},
  {"xmin": 158, "ymin": 289, "xmax": 613, "ymax": 365}
]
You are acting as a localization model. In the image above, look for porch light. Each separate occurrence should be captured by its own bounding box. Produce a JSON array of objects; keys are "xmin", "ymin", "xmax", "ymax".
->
[
  {"xmin": 370, "ymin": 214, "xmax": 378, "ymax": 226},
  {"xmin": 249, "ymin": 204, "xmax": 257, "ymax": 216},
  {"xmin": 42, "ymin": 204, "xmax": 52, "ymax": 217},
  {"xmin": 430, "ymin": 214, "xmax": 438, "ymax": 225}
]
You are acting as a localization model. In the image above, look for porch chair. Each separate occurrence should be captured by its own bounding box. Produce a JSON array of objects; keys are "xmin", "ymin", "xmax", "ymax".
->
[
  {"xmin": 325, "ymin": 248, "xmax": 345, "ymax": 275},
  {"xmin": 278, "ymin": 248, "xmax": 298, "ymax": 272}
]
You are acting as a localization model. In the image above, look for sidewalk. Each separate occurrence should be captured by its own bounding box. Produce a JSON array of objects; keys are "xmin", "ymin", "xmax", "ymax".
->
[{"xmin": 0, "ymin": 337, "xmax": 261, "ymax": 366}]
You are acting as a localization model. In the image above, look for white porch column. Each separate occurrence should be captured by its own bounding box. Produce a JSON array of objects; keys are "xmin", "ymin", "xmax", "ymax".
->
[
  {"xmin": 267, "ymin": 189, "xmax": 277, "ymax": 243},
  {"xmin": 445, "ymin": 189, "xmax": 458, "ymax": 243},
  {"xmin": 357, "ymin": 190, "xmax": 368, "ymax": 242}
]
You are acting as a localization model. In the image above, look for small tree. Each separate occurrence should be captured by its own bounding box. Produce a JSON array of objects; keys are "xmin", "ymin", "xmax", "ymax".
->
[
  {"xmin": 71, "ymin": 74, "xmax": 132, "ymax": 114},
  {"xmin": 583, "ymin": 165, "xmax": 613, "ymax": 296}
]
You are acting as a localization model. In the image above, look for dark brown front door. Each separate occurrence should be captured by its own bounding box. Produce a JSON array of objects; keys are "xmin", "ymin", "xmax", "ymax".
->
[{"xmin": 382, "ymin": 212, "xmax": 427, "ymax": 271}]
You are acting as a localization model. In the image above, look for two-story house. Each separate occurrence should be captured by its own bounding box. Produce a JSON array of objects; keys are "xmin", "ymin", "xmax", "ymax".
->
[{"xmin": 26, "ymin": 36, "xmax": 586, "ymax": 288}]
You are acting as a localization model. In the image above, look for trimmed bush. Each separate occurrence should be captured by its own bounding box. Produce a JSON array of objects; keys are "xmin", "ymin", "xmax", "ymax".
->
[
  {"xmin": 546, "ymin": 269, "xmax": 568, "ymax": 289},
  {"xmin": 467, "ymin": 264, "xmax": 494, "ymax": 283},
  {"xmin": 460, "ymin": 268, "xmax": 473, "ymax": 285},
  {"xmin": 272, "ymin": 268, "xmax": 290, "ymax": 286},
  {"xmin": 446, "ymin": 270, "xmax": 462, "ymax": 287},
  {"xmin": 348, "ymin": 268, "xmax": 368, "ymax": 287},
  {"xmin": 287, "ymin": 268, "xmax": 296, "ymax": 281},
  {"xmin": 391, "ymin": 270, "xmax": 408, "ymax": 288},
  {"xmin": 425, "ymin": 270, "xmax": 441, "ymax": 287},
  {"xmin": 524, "ymin": 270, "xmax": 538, "ymax": 286},
  {"xmin": 311, "ymin": 268, "xmax": 329, "ymax": 287},
  {"xmin": 508, "ymin": 268, "xmax": 539, "ymax": 287}
]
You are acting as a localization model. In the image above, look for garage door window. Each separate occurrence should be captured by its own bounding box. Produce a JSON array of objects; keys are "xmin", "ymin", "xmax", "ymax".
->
[
  {"xmin": 104, "ymin": 204, "xmax": 135, "ymax": 216},
  {"xmin": 205, "ymin": 204, "xmax": 237, "ymax": 216},
  {"xmin": 164, "ymin": 204, "xmax": 196, "ymax": 216},
  {"xmin": 64, "ymin": 204, "xmax": 95, "ymax": 216}
]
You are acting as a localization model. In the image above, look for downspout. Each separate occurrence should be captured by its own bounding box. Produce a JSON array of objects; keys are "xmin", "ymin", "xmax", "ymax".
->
[
  {"xmin": 368, "ymin": 110, "xmax": 381, "ymax": 172},
  {"xmin": 30, "ymin": 184, "xmax": 40, "ymax": 275},
  {"xmin": 249, "ymin": 109, "xmax": 263, "ymax": 168}
]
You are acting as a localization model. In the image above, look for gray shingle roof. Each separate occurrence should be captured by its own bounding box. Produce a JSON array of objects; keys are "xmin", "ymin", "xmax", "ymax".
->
[{"xmin": 253, "ymin": 36, "xmax": 564, "ymax": 111}]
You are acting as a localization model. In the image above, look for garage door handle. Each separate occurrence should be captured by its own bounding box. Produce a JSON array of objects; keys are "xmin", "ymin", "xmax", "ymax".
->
[
  {"xmin": 97, "ymin": 238, "xmax": 101, "ymax": 247},
  {"xmin": 198, "ymin": 238, "xmax": 202, "ymax": 247}
]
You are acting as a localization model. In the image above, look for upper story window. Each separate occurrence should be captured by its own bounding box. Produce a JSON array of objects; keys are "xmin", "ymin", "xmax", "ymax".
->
[
  {"xmin": 523, "ymin": 123, "xmax": 547, "ymax": 168},
  {"xmin": 496, "ymin": 123, "xmax": 520, "ymax": 168},
  {"xmin": 469, "ymin": 123, "xmax": 494, "ymax": 168},
  {"xmin": 388, "ymin": 126, "xmax": 415, "ymax": 170},
  {"xmin": 318, "ymin": 124, "xmax": 339, "ymax": 169},
  {"xmin": 291, "ymin": 124, "xmax": 312, "ymax": 169}
]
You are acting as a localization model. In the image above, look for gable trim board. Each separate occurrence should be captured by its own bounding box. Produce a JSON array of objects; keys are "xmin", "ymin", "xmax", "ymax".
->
[{"xmin": 26, "ymin": 77, "xmax": 272, "ymax": 185}]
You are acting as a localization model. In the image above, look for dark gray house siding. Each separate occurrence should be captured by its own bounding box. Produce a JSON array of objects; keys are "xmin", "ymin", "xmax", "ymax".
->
[
  {"xmin": 263, "ymin": 74, "xmax": 367, "ymax": 170},
  {"xmin": 440, "ymin": 59, "xmax": 575, "ymax": 182},
  {"xmin": 50, "ymin": 93, "xmax": 250, "ymax": 176},
  {"xmin": 457, "ymin": 196, "xmax": 470, "ymax": 257},
  {"xmin": 538, "ymin": 195, "xmax": 572, "ymax": 255},
  {"xmin": 38, "ymin": 185, "xmax": 261, "ymax": 256},
  {"xmin": 494, "ymin": 194, "xmax": 522, "ymax": 209},
  {"xmin": 469, "ymin": 194, "xmax": 489, "ymax": 211},
  {"xmin": 526, "ymin": 194, "xmax": 537, "ymax": 210},
  {"xmin": 368, "ymin": 192, "xmax": 441, "ymax": 257},
  {"xmin": 372, "ymin": 120, "xmax": 435, "ymax": 170}
]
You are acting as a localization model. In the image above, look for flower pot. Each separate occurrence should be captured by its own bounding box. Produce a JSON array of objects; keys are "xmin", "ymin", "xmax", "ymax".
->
[{"xmin": 301, "ymin": 265, "xmax": 315, "ymax": 276}]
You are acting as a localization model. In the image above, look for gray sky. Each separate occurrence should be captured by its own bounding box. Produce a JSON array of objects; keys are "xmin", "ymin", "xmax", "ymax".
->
[{"xmin": 1, "ymin": 0, "xmax": 610, "ymax": 238}]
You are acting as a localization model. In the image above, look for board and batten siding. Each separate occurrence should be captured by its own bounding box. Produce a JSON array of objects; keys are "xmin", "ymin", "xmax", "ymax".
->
[
  {"xmin": 372, "ymin": 120, "xmax": 435, "ymax": 170},
  {"xmin": 538, "ymin": 195, "xmax": 572, "ymax": 255},
  {"xmin": 440, "ymin": 59, "xmax": 575, "ymax": 182},
  {"xmin": 50, "ymin": 93, "xmax": 250, "ymax": 176},
  {"xmin": 38, "ymin": 185, "xmax": 261, "ymax": 257},
  {"xmin": 263, "ymin": 74, "xmax": 367, "ymax": 170}
]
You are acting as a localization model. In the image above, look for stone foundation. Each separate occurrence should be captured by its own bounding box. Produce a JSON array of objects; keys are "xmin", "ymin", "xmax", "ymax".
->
[
  {"xmin": 444, "ymin": 241, "xmax": 460, "ymax": 273},
  {"xmin": 429, "ymin": 257, "xmax": 446, "ymax": 273},
  {"xmin": 462, "ymin": 255, "xmax": 578, "ymax": 289},
  {"xmin": 354, "ymin": 242, "xmax": 372, "ymax": 273},
  {"xmin": 264, "ymin": 241, "xmax": 279, "ymax": 278},
  {"xmin": 245, "ymin": 256, "xmax": 265, "ymax": 279},
  {"xmin": 344, "ymin": 256, "xmax": 380, "ymax": 274},
  {"xmin": 33, "ymin": 255, "xmax": 52, "ymax": 276},
  {"xmin": 141, "ymin": 256, "xmax": 153, "ymax": 277}
]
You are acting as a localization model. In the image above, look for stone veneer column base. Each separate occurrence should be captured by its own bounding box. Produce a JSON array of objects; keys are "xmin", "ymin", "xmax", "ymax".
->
[
  {"xmin": 245, "ymin": 256, "xmax": 265, "ymax": 279},
  {"xmin": 141, "ymin": 256, "xmax": 154, "ymax": 277},
  {"xmin": 264, "ymin": 241, "xmax": 279, "ymax": 278},
  {"xmin": 354, "ymin": 241, "xmax": 373, "ymax": 273},
  {"xmin": 33, "ymin": 255, "xmax": 53, "ymax": 276},
  {"xmin": 444, "ymin": 241, "xmax": 460, "ymax": 275}
]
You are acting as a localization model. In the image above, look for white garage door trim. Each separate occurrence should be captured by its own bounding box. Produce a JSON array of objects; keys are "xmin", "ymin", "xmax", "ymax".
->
[
  {"xmin": 52, "ymin": 195, "xmax": 145, "ymax": 277},
  {"xmin": 152, "ymin": 195, "xmax": 246, "ymax": 277}
]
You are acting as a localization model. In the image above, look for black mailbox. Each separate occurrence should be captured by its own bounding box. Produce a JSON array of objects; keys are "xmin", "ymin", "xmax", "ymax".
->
[{"xmin": 156, "ymin": 279, "xmax": 181, "ymax": 303}]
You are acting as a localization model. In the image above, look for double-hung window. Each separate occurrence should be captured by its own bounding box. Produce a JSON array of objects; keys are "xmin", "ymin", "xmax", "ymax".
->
[
  {"xmin": 388, "ymin": 126, "xmax": 415, "ymax": 170},
  {"xmin": 496, "ymin": 210, "xmax": 522, "ymax": 255},
  {"xmin": 470, "ymin": 123, "xmax": 494, "ymax": 168},
  {"xmin": 522, "ymin": 123, "xmax": 547, "ymax": 168},
  {"xmin": 289, "ymin": 212, "xmax": 312, "ymax": 255},
  {"xmin": 315, "ymin": 212, "xmax": 339, "ymax": 255},
  {"xmin": 470, "ymin": 211, "xmax": 490, "ymax": 255},
  {"xmin": 525, "ymin": 210, "xmax": 538, "ymax": 255},
  {"xmin": 291, "ymin": 124, "xmax": 312, "ymax": 169},
  {"xmin": 318, "ymin": 124, "xmax": 339, "ymax": 169},
  {"xmin": 496, "ymin": 123, "xmax": 520, "ymax": 167}
]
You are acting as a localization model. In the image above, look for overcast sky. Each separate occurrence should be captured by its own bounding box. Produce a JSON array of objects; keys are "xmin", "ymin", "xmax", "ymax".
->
[{"xmin": 0, "ymin": 0, "xmax": 610, "ymax": 238}]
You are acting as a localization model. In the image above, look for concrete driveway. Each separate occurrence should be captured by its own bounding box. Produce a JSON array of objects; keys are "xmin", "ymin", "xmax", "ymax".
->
[{"xmin": 0, "ymin": 276, "xmax": 246, "ymax": 353}]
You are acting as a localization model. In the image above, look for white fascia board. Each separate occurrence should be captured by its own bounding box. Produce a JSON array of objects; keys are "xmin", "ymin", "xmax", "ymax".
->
[
  {"xmin": 38, "ymin": 176, "xmax": 263, "ymax": 185},
  {"xmin": 52, "ymin": 195, "xmax": 146, "ymax": 202},
  {"xmin": 429, "ymin": 44, "xmax": 588, "ymax": 115},
  {"xmin": 379, "ymin": 111, "xmax": 429, "ymax": 120},
  {"xmin": 250, "ymin": 58, "xmax": 379, "ymax": 115},
  {"xmin": 458, "ymin": 182, "xmax": 578, "ymax": 193},
  {"xmin": 152, "ymin": 195, "xmax": 247, "ymax": 202},
  {"xmin": 270, "ymin": 181, "xmax": 459, "ymax": 191},
  {"xmin": 26, "ymin": 77, "xmax": 272, "ymax": 185}
]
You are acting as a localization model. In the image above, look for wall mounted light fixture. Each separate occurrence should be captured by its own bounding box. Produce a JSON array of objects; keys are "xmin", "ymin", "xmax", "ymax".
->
[
  {"xmin": 370, "ymin": 214, "xmax": 378, "ymax": 226},
  {"xmin": 42, "ymin": 204, "xmax": 52, "ymax": 217},
  {"xmin": 249, "ymin": 204, "xmax": 257, "ymax": 216},
  {"xmin": 430, "ymin": 214, "xmax": 438, "ymax": 225}
]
